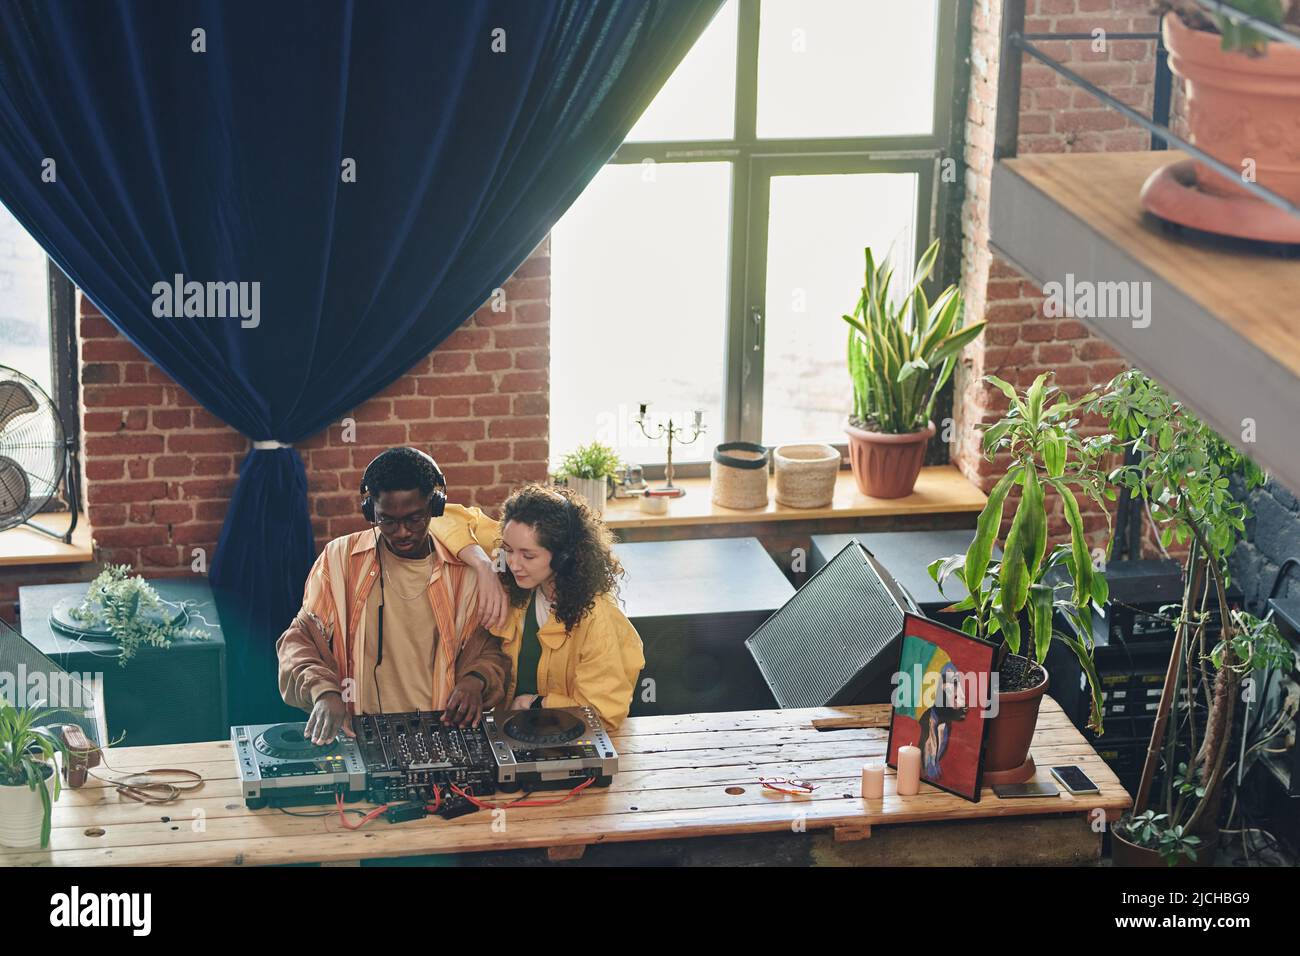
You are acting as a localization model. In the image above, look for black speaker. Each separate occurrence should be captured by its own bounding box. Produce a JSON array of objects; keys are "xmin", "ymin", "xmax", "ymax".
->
[{"xmin": 746, "ymin": 541, "xmax": 915, "ymax": 709}]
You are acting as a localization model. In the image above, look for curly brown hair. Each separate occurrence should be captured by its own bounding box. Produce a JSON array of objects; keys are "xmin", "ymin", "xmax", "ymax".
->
[{"xmin": 495, "ymin": 484, "xmax": 624, "ymax": 632}]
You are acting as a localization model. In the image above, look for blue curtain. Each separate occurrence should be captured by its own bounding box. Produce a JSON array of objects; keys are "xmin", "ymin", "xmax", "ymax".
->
[{"xmin": 0, "ymin": 0, "xmax": 723, "ymax": 723}]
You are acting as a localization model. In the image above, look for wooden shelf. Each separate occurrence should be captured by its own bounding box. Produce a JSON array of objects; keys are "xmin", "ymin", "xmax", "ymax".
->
[
  {"xmin": 602, "ymin": 465, "xmax": 986, "ymax": 530},
  {"xmin": 991, "ymin": 150, "xmax": 1300, "ymax": 494},
  {"xmin": 0, "ymin": 513, "xmax": 93, "ymax": 567}
]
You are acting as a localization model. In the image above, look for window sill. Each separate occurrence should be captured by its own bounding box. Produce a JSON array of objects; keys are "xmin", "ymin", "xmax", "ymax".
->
[
  {"xmin": 602, "ymin": 465, "xmax": 985, "ymax": 530},
  {"xmin": 0, "ymin": 514, "xmax": 94, "ymax": 567}
]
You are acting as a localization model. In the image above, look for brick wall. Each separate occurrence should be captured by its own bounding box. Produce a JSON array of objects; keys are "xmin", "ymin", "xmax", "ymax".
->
[
  {"xmin": 955, "ymin": 0, "xmax": 1160, "ymax": 547},
  {"xmin": 1232, "ymin": 478, "xmax": 1300, "ymax": 614},
  {"xmin": 1, "ymin": 243, "xmax": 551, "ymax": 623}
]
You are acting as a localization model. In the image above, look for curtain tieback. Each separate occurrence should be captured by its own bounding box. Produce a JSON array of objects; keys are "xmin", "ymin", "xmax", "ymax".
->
[{"xmin": 252, "ymin": 440, "xmax": 292, "ymax": 450}]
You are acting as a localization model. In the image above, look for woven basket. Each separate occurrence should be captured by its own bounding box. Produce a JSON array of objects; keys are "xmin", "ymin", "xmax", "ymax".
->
[
  {"xmin": 710, "ymin": 442, "xmax": 770, "ymax": 510},
  {"xmin": 773, "ymin": 443, "xmax": 840, "ymax": 509}
]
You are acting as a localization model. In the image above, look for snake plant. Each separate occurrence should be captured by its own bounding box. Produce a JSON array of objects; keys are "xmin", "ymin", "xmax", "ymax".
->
[{"xmin": 843, "ymin": 238, "xmax": 985, "ymax": 435}]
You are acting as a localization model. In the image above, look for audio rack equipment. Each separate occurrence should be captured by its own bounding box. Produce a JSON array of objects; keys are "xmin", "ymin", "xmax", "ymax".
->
[{"xmin": 231, "ymin": 706, "xmax": 617, "ymax": 810}]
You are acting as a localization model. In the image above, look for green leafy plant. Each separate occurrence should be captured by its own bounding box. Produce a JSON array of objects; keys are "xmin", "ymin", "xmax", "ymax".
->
[
  {"xmin": 843, "ymin": 238, "xmax": 985, "ymax": 434},
  {"xmin": 1094, "ymin": 369, "xmax": 1284, "ymax": 863},
  {"xmin": 0, "ymin": 699, "xmax": 68, "ymax": 848},
  {"xmin": 68, "ymin": 565, "xmax": 207, "ymax": 666},
  {"xmin": 555, "ymin": 441, "xmax": 621, "ymax": 481},
  {"xmin": 1164, "ymin": 0, "xmax": 1299, "ymax": 54},
  {"xmin": 930, "ymin": 373, "xmax": 1114, "ymax": 731},
  {"xmin": 1119, "ymin": 809, "xmax": 1204, "ymax": 865}
]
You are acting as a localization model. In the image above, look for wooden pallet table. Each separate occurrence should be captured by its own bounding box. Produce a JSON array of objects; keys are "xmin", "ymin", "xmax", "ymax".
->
[{"xmin": 0, "ymin": 698, "xmax": 1129, "ymax": 867}]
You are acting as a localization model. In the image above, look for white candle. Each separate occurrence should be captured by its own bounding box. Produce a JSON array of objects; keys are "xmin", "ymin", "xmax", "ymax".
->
[
  {"xmin": 861, "ymin": 762, "xmax": 884, "ymax": 799},
  {"xmin": 897, "ymin": 745, "xmax": 921, "ymax": 796}
]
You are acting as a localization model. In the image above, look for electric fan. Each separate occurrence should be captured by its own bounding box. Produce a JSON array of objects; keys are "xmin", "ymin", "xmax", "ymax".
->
[{"xmin": 0, "ymin": 364, "xmax": 79, "ymax": 542}]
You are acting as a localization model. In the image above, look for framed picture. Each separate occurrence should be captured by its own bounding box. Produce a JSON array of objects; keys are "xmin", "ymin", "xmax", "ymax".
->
[{"xmin": 887, "ymin": 612, "xmax": 997, "ymax": 802}]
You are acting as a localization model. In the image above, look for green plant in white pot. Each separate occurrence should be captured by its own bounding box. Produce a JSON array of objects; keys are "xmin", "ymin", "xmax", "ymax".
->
[
  {"xmin": 0, "ymin": 700, "xmax": 68, "ymax": 849},
  {"xmin": 843, "ymin": 238, "xmax": 985, "ymax": 498},
  {"xmin": 555, "ymin": 442, "xmax": 620, "ymax": 517}
]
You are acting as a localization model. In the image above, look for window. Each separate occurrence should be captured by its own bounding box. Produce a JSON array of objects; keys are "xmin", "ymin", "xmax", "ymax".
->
[
  {"xmin": 0, "ymin": 200, "xmax": 79, "ymax": 508},
  {"xmin": 551, "ymin": 0, "xmax": 965, "ymax": 469}
]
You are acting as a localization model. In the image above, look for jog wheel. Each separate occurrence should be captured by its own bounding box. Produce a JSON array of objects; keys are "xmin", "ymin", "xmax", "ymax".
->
[
  {"xmin": 503, "ymin": 709, "xmax": 585, "ymax": 745},
  {"xmin": 254, "ymin": 723, "xmax": 340, "ymax": 760}
]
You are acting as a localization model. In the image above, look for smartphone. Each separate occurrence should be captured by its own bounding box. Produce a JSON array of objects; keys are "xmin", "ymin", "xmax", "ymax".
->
[
  {"xmin": 992, "ymin": 781, "xmax": 1059, "ymax": 799},
  {"xmin": 1049, "ymin": 764, "xmax": 1101, "ymax": 795}
]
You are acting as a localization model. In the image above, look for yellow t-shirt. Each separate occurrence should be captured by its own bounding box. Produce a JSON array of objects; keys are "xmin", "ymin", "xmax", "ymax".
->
[{"xmin": 359, "ymin": 542, "xmax": 439, "ymax": 713}]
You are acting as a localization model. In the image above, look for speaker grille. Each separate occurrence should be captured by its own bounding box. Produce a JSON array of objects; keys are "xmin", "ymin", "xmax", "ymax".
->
[{"xmin": 745, "ymin": 542, "xmax": 908, "ymax": 709}]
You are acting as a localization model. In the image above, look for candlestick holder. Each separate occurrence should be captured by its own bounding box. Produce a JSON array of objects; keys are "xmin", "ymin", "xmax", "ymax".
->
[{"xmin": 634, "ymin": 403, "xmax": 705, "ymax": 498}]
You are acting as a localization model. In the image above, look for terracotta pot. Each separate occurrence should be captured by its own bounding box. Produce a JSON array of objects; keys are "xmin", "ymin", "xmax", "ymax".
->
[
  {"xmin": 1163, "ymin": 14, "xmax": 1300, "ymax": 206},
  {"xmin": 984, "ymin": 665, "xmax": 1049, "ymax": 775},
  {"xmin": 844, "ymin": 420, "xmax": 934, "ymax": 499},
  {"xmin": 1111, "ymin": 825, "xmax": 1219, "ymax": 868}
]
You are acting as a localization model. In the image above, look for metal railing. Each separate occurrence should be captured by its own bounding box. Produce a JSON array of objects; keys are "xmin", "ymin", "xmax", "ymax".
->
[{"xmin": 995, "ymin": 0, "xmax": 1300, "ymax": 220}]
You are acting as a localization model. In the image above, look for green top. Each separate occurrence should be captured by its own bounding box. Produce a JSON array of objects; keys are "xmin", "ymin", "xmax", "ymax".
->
[{"xmin": 515, "ymin": 591, "xmax": 543, "ymax": 699}]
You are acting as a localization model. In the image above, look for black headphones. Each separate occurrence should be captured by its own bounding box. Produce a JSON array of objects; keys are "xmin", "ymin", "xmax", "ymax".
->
[{"xmin": 359, "ymin": 447, "xmax": 447, "ymax": 523}]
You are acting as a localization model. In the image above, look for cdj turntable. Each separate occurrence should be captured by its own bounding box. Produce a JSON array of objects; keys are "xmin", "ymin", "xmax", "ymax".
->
[
  {"xmin": 231, "ymin": 706, "xmax": 618, "ymax": 809},
  {"xmin": 483, "ymin": 707, "xmax": 617, "ymax": 792},
  {"xmin": 231, "ymin": 722, "xmax": 367, "ymax": 809}
]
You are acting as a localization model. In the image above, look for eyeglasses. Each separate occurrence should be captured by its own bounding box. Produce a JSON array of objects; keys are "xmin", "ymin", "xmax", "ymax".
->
[
  {"xmin": 757, "ymin": 776, "xmax": 818, "ymax": 795},
  {"xmin": 373, "ymin": 512, "xmax": 431, "ymax": 534}
]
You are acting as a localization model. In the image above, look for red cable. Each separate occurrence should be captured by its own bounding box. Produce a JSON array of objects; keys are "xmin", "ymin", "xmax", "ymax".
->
[
  {"xmin": 449, "ymin": 776, "xmax": 595, "ymax": 809},
  {"xmin": 425, "ymin": 783, "xmax": 442, "ymax": 814},
  {"xmin": 335, "ymin": 792, "xmax": 390, "ymax": 830}
]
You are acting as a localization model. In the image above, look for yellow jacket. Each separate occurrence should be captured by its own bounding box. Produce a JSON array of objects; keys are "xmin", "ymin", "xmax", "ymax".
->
[{"xmin": 431, "ymin": 504, "xmax": 645, "ymax": 730}]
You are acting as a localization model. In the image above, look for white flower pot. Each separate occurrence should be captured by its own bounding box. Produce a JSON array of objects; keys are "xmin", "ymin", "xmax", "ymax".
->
[
  {"xmin": 0, "ymin": 763, "xmax": 58, "ymax": 849},
  {"xmin": 569, "ymin": 477, "xmax": 608, "ymax": 517}
]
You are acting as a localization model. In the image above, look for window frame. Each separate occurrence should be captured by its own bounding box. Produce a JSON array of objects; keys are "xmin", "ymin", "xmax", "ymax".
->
[
  {"xmin": 44, "ymin": 260, "xmax": 79, "ymax": 512},
  {"xmin": 571, "ymin": 0, "xmax": 969, "ymax": 478}
]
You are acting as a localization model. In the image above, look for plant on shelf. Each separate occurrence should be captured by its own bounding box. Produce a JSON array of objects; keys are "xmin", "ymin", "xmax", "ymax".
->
[
  {"xmin": 1094, "ymin": 369, "xmax": 1292, "ymax": 865},
  {"xmin": 554, "ymin": 441, "xmax": 620, "ymax": 515},
  {"xmin": 68, "ymin": 564, "xmax": 206, "ymax": 666},
  {"xmin": 0, "ymin": 699, "xmax": 68, "ymax": 849},
  {"xmin": 929, "ymin": 373, "xmax": 1113, "ymax": 778},
  {"xmin": 842, "ymin": 237, "xmax": 985, "ymax": 499}
]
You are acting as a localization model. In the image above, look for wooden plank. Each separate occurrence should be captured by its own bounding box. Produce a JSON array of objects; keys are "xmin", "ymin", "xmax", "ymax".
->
[
  {"xmin": 602, "ymin": 466, "xmax": 985, "ymax": 530},
  {"xmin": 0, "ymin": 513, "xmax": 93, "ymax": 566}
]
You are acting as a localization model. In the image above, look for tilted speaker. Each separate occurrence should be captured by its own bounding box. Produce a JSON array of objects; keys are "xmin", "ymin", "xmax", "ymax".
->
[{"xmin": 745, "ymin": 541, "xmax": 915, "ymax": 709}]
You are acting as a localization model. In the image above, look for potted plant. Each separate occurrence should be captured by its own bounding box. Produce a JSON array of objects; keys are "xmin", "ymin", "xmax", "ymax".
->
[
  {"xmin": 67, "ymin": 564, "xmax": 207, "ymax": 666},
  {"xmin": 555, "ymin": 441, "xmax": 620, "ymax": 517},
  {"xmin": 930, "ymin": 373, "xmax": 1112, "ymax": 782},
  {"xmin": 1160, "ymin": 1, "xmax": 1300, "ymax": 211},
  {"xmin": 0, "ymin": 699, "xmax": 68, "ymax": 849},
  {"xmin": 843, "ymin": 238, "xmax": 985, "ymax": 498},
  {"xmin": 1094, "ymin": 370, "xmax": 1292, "ymax": 865}
]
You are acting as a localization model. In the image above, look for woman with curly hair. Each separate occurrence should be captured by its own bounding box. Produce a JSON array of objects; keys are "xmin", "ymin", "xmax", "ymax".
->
[{"xmin": 431, "ymin": 483, "xmax": 644, "ymax": 730}]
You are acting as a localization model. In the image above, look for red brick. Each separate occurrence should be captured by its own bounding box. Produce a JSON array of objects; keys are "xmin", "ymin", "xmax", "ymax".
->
[
  {"xmin": 474, "ymin": 441, "xmax": 512, "ymax": 462},
  {"xmin": 430, "ymin": 351, "xmax": 472, "ymax": 373},
  {"xmin": 513, "ymin": 394, "xmax": 547, "ymax": 416},
  {"xmin": 152, "ymin": 409, "xmax": 192, "ymax": 429},
  {"xmin": 393, "ymin": 398, "xmax": 432, "ymax": 419},
  {"xmin": 513, "ymin": 349, "xmax": 548, "ymax": 370},
  {"xmin": 153, "ymin": 456, "xmax": 195, "ymax": 477},
  {"xmin": 433, "ymin": 397, "xmax": 472, "ymax": 417},
  {"xmin": 86, "ymin": 481, "xmax": 168, "ymax": 504},
  {"xmin": 474, "ymin": 350, "xmax": 512, "ymax": 371},
  {"xmin": 489, "ymin": 417, "xmax": 548, "ymax": 439},
  {"xmin": 493, "ymin": 328, "xmax": 547, "ymax": 349},
  {"xmin": 441, "ymin": 328, "xmax": 491, "ymax": 351},
  {"xmin": 497, "ymin": 371, "xmax": 547, "ymax": 394},
  {"xmin": 168, "ymin": 432, "xmax": 249, "ymax": 453},
  {"xmin": 194, "ymin": 456, "xmax": 234, "ymax": 476},
  {"xmin": 419, "ymin": 374, "xmax": 494, "ymax": 396},
  {"xmin": 513, "ymin": 440, "xmax": 548, "ymax": 460},
  {"xmin": 472, "ymin": 395, "xmax": 511, "ymax": 416},
  {"xmin": 171, "ymin": 522, "xmax": 225, "ymax": 545},
  {"xmin": 408, "ymin": 420, "xmax": 485, "ymax": 443},
  {"xmin": 84, "ymin": 433, "xmax": 165, "ymax": 457},
  {"xmin": 83, "ymin": 385, "xmax": 165, "ymax": 407}
]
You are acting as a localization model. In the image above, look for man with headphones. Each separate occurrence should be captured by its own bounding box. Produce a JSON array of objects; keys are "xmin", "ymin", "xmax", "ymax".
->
[{"xmin": 276, "ymin": 447, "xmax": 511, "ymax": 744}]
